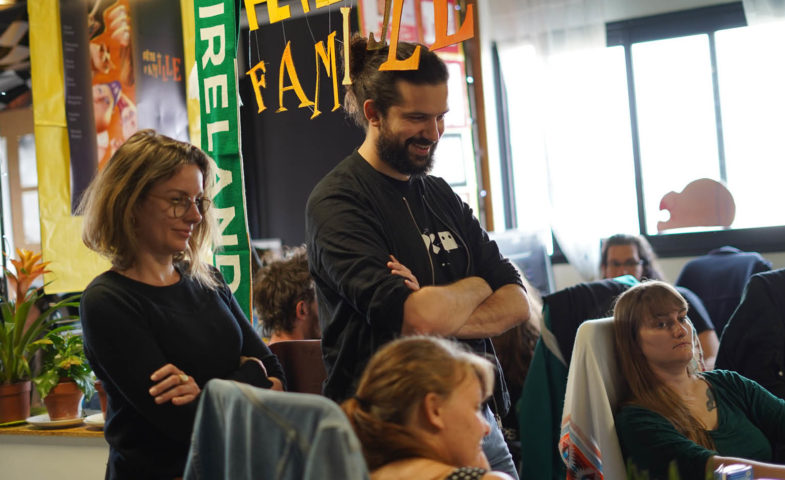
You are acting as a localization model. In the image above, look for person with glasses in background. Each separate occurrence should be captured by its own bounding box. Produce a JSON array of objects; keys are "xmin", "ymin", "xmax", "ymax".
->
[
  {"xmin": 600, "ymin": 233, "xmax": 720, "ymax": 369},
  {"xmin": 78, "ymin": 130, "xmax": 285, "ymax": 480}
]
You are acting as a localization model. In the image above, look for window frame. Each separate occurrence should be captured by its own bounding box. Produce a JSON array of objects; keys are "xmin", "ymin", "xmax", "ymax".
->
[
  {"xmin": 0, "ymin": 107, "xmax": 39, "ymax": 254},
  {"xmin": 545, "ymin": 2, "xmax": 785, "ymax": 262}
]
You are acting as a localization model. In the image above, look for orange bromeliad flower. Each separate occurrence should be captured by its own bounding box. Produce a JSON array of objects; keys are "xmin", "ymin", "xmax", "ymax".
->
[{"xmin": 4, "ymin": 248, "xmax": 51, "ymax": 304}]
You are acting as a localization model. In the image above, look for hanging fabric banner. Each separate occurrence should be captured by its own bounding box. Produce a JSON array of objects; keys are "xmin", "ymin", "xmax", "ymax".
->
[
  {"xmin": 193, "ymin": 0, "xmax": 253, "ymax": 319},
  {"xmin": 30, "ymin": 0, "xmax": 110, "ymax": 293},
  {"xmin": 31, "ymin": 0, "xmax": 192, "ymax": 294}
]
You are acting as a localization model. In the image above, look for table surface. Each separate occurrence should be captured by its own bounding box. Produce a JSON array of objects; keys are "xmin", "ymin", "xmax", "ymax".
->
[{"xmin": 0, "ymin": 422, "xmax": 104, "ymax": 438}]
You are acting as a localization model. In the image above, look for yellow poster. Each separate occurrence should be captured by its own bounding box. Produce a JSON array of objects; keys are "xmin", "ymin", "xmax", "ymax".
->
[
  {"xmin": 29, "ymin": 0, "xmax": 109, "ymax": 294},
  {"xmin": 30, "ymin": 0, "xmax": 197, "ymax": 293}
]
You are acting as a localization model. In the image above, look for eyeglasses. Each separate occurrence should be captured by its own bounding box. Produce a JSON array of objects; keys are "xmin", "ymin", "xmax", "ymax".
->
[
  {"xmin": 148, "ymin": 194, "xmax": 211, "ymax": 218},
  {"xmin": 608, "ymin": 259, "xmax": 644, "ymax": 268}
]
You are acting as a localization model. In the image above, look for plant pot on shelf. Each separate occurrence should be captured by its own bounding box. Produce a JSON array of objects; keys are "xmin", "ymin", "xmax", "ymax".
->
[
  {"xmin": 0, "ymin": 381, "xmax": 31, "ymax": 424},
  {"xmin": 94, "ymin": 380, "xmax": 107, "ymax": 417},
  {"xmin": 43, "ymin": 379, "xmax": 83, "ymax": 420}
]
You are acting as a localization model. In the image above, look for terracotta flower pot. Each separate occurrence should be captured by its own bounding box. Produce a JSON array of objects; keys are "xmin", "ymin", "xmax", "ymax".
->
[
  {"xmin": 94, "ymin": 380, "xmax": 107, "ymax": 418},
  {"xmin": 43, "ymin": 379, "xmax": 83, "ymax": 420},
  {"xmin": 0, "ymin": 381, "xmax": 31, "ymax": 424}
]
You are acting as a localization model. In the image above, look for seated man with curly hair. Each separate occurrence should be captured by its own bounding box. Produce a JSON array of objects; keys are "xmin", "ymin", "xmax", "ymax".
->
[{"xmin": 254, "ymin": 247, "xmax": 320, "ymax": 344}]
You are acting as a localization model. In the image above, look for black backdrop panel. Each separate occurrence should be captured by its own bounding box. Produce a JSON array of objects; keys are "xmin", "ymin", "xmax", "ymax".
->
[{"xmin": 239, "ymin": 9, "xmax": 365, "ymax": 245}]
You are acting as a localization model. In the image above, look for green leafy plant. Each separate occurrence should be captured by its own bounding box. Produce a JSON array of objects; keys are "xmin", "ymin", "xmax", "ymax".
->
[
  {"xmin": 0, "ymin": 249, "xmax": 81, "ymax": 384},
  {"xmin": 32, "ymin": 330, "xmax": 94, "ymax": 400}
]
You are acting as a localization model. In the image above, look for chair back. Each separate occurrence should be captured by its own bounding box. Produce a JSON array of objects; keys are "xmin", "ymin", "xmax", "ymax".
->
[
  {"xmin": 269, "ymin": 339, "xmax": 327, "ymax": 395},
  {"xmin": 184, "ymin": 379, "xmax": 370, "ymax": 480},
  {"xmin": 518, "ymin": 278, "xmax": 634, "ymax": 480},
  {"xmin": 676, "ymin": 246, "xmax": 771, "ymax": 334},
  {"xmin": 559, "ymin": 317, "xmax": 626, "ymax": 480}
]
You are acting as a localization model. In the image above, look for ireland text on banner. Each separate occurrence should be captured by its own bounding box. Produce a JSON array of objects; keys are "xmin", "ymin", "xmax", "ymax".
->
[{"xmin": 193, "ymin": 0, "xmax": 253, "ymax": 320}]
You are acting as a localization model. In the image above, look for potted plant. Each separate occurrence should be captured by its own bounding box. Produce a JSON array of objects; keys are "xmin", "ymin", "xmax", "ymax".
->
[
  {"xmin": 0, "ymin": 249, "xmax": 80, "ymax": 424},
  {"xmin": 33, "ymin": 331, "xmax": 94, "ymax": 420}
]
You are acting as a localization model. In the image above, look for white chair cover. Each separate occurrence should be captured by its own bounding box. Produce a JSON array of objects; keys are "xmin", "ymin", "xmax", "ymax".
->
[{"xmin": 559, "ymin": 317, "xmax": 626, "ymax": 480}]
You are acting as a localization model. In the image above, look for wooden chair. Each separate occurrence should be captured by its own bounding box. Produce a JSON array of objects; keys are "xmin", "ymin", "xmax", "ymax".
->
[{"xmin": 268, "ymin": 340, "xmax": 327, "ymax": 395}]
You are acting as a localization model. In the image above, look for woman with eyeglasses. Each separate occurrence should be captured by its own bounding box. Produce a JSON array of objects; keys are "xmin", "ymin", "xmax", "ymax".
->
[
  {"xmin": 600, "ymin": 233, "xmax": 720, "ymax": 369},
  {"xmin": 79, "ymin": 130, "xmax": 285, "ymax": 480}
]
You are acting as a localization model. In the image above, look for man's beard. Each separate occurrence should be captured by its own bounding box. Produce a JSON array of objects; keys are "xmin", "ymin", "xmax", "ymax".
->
[{"xmin": 377, "ymin": 124, "xmax": 437, "ymax": 177}]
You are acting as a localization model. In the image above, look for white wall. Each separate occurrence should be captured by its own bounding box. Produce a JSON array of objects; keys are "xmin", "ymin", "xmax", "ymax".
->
[{"xmin": 0, "ymin": 434, "xmax": 108, "ymax": 480}]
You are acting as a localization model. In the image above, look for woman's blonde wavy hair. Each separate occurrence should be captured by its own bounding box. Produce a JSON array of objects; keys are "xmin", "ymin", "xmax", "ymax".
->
[
  {"xmin": 78, "ymin": 129, "xmax": 219, "ymax": 289},
  {"xmin": 613, "ymin": 280, "xmax": 714, "ymax": 449},
  {"xmin": 341, "ymin": 336, "xmax": 495, "ymax": 470}
]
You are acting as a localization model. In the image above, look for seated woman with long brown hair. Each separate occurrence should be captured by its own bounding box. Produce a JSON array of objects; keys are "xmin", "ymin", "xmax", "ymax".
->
[
  {"xmin": 613, "ymin": 281, "xmax": 785, "ymax": 479},
  {"xmin": 341, "ymin": 336, "xmax": 514, "ymax": 480}
]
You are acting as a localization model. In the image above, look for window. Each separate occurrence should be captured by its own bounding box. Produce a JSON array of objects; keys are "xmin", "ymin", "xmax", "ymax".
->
[
  {"xmin": 496, "ymin": 36, "xmax": 638, "ymax": 261},
  {"xmin": 18, "ymin": 133, "xmax": 40, "ymax": 246},
  {"xmin": 496, "ymin": 2, "xmax": 785, "ymax": 261},
  {"xmin": 715, "ymin": 23, "xmax": 785, "ymax": 229},
  {"xmin": 603, "ymin": 2, "xmax": 785, "ymax": 255},
  {"xmin": 0, "ymin": 107, "xmax": 39, "ymax": 256},
  {"xmin": 632, "ymin": 34, "xmax": 721, "ymax": 234}
]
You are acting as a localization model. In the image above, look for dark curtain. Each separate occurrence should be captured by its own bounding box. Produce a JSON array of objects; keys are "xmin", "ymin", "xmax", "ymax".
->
[{"xmin": 239, "ymin": 8, "xmax": 364, "ymax": 244}]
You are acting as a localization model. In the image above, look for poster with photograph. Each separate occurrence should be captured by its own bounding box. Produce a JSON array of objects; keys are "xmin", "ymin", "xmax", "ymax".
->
[
  {"xmin": 359, "ymin": 0, "xmax": 419, "ymax": 44},
  {"xmin": 358, "ymin": 0, "xmax": 463, "ymax": 53},
  {"xmin": 418, "ymin": 0, "xmax": 461, "ymax": 54},
  {"xmin": 61, "ymin": 0, "xmax": 187, "ymax": 212}
]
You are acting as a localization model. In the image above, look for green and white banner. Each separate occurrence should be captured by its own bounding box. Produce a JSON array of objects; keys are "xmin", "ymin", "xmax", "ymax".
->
[{"xmin": 193, "ymin": 0, "xmax": 252, "ymax": 320}]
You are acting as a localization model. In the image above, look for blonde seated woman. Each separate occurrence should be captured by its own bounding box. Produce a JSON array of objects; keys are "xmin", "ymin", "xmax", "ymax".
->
[
  {"xmin": 614, "ymin": 281, "xmax": 785, "ymax": 479},
  {"xmin": 342, "ymin": 337, "xmax": 514, "ymax": 480}
]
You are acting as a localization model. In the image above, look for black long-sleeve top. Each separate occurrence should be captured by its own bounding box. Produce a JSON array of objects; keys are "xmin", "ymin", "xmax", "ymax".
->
[
  {"xmin": 81, "ymin": 268, "xmax": 285, "ymax": 479},
  {"xmin": 717, "ymin": 269, "xmax": 785, "ymax": 398},
  {"xmin": 306, "ymin": 151, "xmax": 522, "ymax": 410}
]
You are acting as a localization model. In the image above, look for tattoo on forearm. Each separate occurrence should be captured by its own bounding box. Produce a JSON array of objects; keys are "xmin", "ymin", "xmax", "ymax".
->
[{"xmin": 706, "ymin": 388, "xmax": 717, "ymax": 411}]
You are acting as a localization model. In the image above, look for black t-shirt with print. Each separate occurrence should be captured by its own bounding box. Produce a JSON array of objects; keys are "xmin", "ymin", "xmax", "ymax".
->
[
  {"xmin": 383, "ymin": 175, "xmax": 487, "ymax": 355},
  {"xmin": 386, "ymin": 175, "xmax": 469, "ymax": 286}
]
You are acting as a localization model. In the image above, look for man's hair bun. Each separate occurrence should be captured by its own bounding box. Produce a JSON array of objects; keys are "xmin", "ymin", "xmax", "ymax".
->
[{"xmin": 348, "ymin": 34, "xmax": 370, "ymax": 81}]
